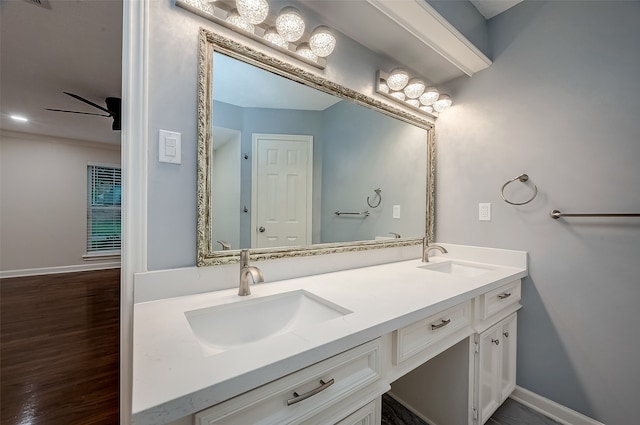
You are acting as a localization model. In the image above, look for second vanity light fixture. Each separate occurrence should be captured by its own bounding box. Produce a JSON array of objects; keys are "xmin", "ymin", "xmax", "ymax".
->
[
  {"xmin": 177, "ymin": 0, "xmax": 337, "ymax": 68},
  {"xmin": 376, "ymin": 69, "xmax": 452, "ymax": 117}
]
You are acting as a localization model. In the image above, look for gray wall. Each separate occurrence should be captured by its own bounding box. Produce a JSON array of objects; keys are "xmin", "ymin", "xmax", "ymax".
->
[
  {"xmin": 321, "ymin": 100, "xmax": 427, "ymax": 242},
  {"xmin": 436, "ymin": 2, "xmax": 640, "ymax": 424}
]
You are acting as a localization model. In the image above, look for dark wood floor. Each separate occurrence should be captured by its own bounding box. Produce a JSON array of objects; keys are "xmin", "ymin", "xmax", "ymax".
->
[{"xmin": 1, "ymin": 268, "xmax": 120, "ymax": 425}]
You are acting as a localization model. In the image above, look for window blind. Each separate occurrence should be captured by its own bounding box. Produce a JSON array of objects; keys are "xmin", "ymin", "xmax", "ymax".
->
[{"xmin": 87, "ymin": 164, "xmax": 121, "ymax": 253}]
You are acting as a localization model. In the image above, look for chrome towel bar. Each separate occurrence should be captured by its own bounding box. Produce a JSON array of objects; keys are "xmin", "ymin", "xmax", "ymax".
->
[
  {"xmin": 334, "ymin": 210, "xmax": 370, "ymax": 217},
  {"xmin": 550, "ymin": 210, "xmax": 640, "ymax": 219}
]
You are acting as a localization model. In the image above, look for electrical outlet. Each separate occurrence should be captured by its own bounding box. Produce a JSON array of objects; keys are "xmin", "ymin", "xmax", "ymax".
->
[{"xmin": 479, "ymin": 203, "xmax": 491, "ymax": 221}]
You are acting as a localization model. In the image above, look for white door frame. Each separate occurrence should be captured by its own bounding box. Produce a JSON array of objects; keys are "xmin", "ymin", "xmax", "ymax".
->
[{"xmin": 251, "ymin": 133, "xmax": 313, "ymax": 248}]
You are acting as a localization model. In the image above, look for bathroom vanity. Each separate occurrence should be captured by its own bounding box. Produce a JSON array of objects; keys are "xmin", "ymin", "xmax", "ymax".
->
[{"xmin": 133, "ymin": 244, "xmax": 526, "ymax": 425}]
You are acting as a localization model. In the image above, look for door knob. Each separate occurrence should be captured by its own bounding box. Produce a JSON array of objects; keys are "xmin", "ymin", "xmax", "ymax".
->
[{"xmin": 258, "ymin": 226, "xmax": 265, "ymax": 233}]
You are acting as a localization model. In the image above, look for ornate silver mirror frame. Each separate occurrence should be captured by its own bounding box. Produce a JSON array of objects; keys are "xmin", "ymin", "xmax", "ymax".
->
[{"xmin": 196, "ymin": 28, "xmax": 435, "ymax": 266}]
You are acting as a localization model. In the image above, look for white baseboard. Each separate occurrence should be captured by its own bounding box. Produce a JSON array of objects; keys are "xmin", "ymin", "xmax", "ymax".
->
[
  {"xmin": 0, "ymin": 262, "xmax": 121, "ymax": 279},
  {"xmin": 510, "ymin": 386, "xmax": 605, "ymax": 425},
  {"xmin": 386, "ymin": 392, "xmax": 440, "ymax": 425}
]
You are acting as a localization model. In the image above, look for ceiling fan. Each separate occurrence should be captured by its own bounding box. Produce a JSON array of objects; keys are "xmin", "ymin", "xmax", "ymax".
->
[{"xmin": 46, "ymin": 92, "xmax": 121, "ymax": 131}]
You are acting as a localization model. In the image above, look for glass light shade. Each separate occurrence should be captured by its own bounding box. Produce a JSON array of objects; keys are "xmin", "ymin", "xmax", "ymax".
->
[
  {"xmin": 378, "ymin": 80, "xmax": 389, "ymax": 94},
  {"xmin": 309, "ymin": 26, "xmax": 336, "ymax": 57},
  {"xmin": 185, "ymin": 0, "xmax": 214, "ymax": 14},
  {"xmin": 296, "ymin": 42, "xmax": 318, "ymax": 62},
  {"xmin": 406, "ymin": 99, "xmax": 420, "ymax": 108},
  {"xmin": 419, "ymin": 88, "xmax": 439, "ymax": 106},
  {"xmin": 404, "ymin": 79, "xmax": 425, "ymax": 99},
  {"xmin": 263, "ymin": 27, "xmax": 288, "ymax": 49},
  {"xmin": 420, "ymin": 105, "xmax": 434, "ymax": 114},
  {"xmin": 433, "ymin": 94, "xmax": 452, "ymax": 112},
  {"xmin": 226, "ymin": 9, "xmax": 255, "ymax": 33},
  {"xmin": 386, "ymin": 69, "xmax": 409, "ymax": 91},
  {"xmin": 390, "ymin": 91, "xmax": 406, "ymax": 101},
  {"xmin": 276, "ymin": 7, "xmax": 305, "ymax": 42},
  {"xmin": 236, "ymin": 0, "xmax": 269, "ymax": 24}
]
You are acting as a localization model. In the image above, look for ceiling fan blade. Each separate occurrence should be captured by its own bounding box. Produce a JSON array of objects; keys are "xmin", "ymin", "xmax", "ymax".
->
[
  {"xmin": 45, "ymin": 108, "xmax": 111, "ymax": 117},
  {"xmin": 63, "ymin": 91, "xmax": 112, "ymax": 115}
]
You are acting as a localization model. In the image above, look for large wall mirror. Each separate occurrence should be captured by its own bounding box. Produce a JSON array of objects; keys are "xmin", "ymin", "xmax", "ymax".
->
[{"xmin": 197, "ymin": 28, "xmax": 435, "ymax": 266}]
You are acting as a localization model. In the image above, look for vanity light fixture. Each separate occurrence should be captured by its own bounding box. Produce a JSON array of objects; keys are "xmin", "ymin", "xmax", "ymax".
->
[
  {"xmin": 176, "ymin": 0, "xmax": 337, "ymax": 69},
  {"xmin": 376, "ymin": 69, "xmax": 452, "ymax": 117}
]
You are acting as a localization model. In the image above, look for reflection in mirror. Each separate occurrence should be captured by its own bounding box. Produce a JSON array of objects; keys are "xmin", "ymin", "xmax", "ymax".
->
[{"xmin": 197, "ymin": 29, "xmax": 435, "ymax": 266}]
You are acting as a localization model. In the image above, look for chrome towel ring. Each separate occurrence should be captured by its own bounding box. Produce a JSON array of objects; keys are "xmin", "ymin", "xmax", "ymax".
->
[
  {"xmin": 367, "ymin": 188, "xmax": 382, "ymax": 208},
  {"xmin": 500, "ymin": 174, "xmax": 538, "ymax": 205}
]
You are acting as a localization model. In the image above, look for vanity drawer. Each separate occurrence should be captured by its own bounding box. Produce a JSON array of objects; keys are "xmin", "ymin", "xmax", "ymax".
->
[
  {"xmin": 393, "ymin": 300, "xmax": 471, "ymax": 365},
  {"xmin": 195, "ymin": 339, "xmax": 381, "ymax": 425},
  {"xmin": 479, "ymin": 280, "xmax": 521, "ymax": 321}
]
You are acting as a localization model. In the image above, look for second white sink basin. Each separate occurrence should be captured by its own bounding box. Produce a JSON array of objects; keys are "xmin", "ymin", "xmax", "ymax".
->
[
  {"xmin": 418, "ymin": 260, "xmax": 495, "ymax": 278},
  {"xmin": 185, "ymin": 290, "xmax": 352, "ymax": 355}
]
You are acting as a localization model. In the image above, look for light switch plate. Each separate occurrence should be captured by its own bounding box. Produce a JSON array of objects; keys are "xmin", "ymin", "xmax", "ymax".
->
[
  {"xmin": 479, "ymin": 203, "xmax": 491, "ymax": 221},
  {"xmin": 159, "ymin": 130, "xmax": 181, "ymax": 164}
]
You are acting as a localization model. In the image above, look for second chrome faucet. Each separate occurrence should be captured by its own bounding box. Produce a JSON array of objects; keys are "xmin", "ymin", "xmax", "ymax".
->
[
  {"xmin": 422, "ymin": 237, "xmax": 448, "ymax": 262},
  {"xmin": 239, "ymin": 249, "xmax": 264, "ymax": 296}
]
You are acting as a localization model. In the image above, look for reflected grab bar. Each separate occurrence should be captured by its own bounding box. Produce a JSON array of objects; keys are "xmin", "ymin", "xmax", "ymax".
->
[
  {"xmin": 334, "ymin": 210, "xmax": 370, "ymax": 217},
  {"xmin": 550, "ymin": 210, "xmax": 640, "ymax": 219}
]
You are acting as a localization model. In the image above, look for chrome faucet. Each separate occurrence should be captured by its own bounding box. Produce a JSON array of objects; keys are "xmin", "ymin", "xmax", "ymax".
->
[
  {"xmin": 238, "ymin": 249, "xmax": 264, "ymax": 296},
  {"xmin": 422, "ymin": 237, "xmax": 448, "ymax": 262}
]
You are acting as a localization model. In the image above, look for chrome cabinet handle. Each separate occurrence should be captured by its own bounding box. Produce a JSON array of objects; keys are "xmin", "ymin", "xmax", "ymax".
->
[
  {"xmin": 258, "ymin": 226, "xmax": 265, "ymax": 233},
  {"xmin": 503, "ymin": 331, "xmax": 509, "ymax": 338},
  {"xmin": 286, "ymin": 378, "xmax": 335, "ymax": 406},
  {"xmin": 431, "ymin": 319, "xmax": 451, "ymax": 330},
  {"xmin": 491, "ymin": 339, "xmax": 500, "ymax": 346},
  {"xmin": 498, "ymin": 292, "xmax": 512, "ymax": 300}
]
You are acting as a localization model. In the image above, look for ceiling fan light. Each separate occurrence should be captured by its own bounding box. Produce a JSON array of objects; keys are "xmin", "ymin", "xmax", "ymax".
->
[
  {"xmin": 263, "ymin": 27, "xmax": 288, "ymax": 49},
  {"xmin": 296, "ymin": 42, "xmax": 318, "ymax": 62},
  {"xmin": 276, "ymin": 7, "xmax": 305, "ymax": 42},
  {"xmin": 419, "ymin": 87, "xmax": 439, "ymax": 106},
  {"xmin": 386, "ymin": 69, "xmax": 409, "ymax": 91},
  {"xmin": 433, "ymin": 94, "xmax": 452, "ymax": 112},
  {"xmin": 309, "ymin": 26, "xmax": 336, "ymax": 57},
  {"xmin": 404, "ymin": 78, "xmax": 425, "ymax": 99},
  {"xmin": 236, "ymin": 0, "xmax": 269, "ymax": 25},
  {"xmin": 226, "ymin": 9, "xmax": 255, "ymax": 33}
]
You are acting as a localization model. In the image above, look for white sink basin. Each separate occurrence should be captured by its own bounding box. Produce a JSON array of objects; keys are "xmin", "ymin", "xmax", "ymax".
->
[
  {"xmin": 185, "ymin": 290, "xmax": 352, "ymax": 355},
  {"xmin": 418, "ymin": 260, "xmax": 494, "ymax": 278}
]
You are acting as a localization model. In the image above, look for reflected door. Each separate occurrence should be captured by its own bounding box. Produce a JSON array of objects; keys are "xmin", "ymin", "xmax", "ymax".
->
[{"xmin": 251, "ymin": 134, "xmax": 313, "ymax": 248}]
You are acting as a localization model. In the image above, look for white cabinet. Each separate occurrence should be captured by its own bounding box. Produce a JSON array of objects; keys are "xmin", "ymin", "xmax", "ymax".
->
[
  {"xmin": 194, "ymin": 339, "xmax": 387, "ymax": 425},
  {"xmin": 476, "ymin": 313, "xmax": 517, "ymax": 424}
]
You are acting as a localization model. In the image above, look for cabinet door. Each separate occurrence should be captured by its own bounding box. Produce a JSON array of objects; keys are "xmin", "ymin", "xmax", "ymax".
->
[
  {"xmin": 334, "ymin": 398, "xmax": 380, "ymax": 425},
  {"xmin": 478, "ymin": 327, "xmax": 501, "ymax": 424},
  {"xmin": 499, "ymin": 315, "xmax": 517, "ymax": 401}
]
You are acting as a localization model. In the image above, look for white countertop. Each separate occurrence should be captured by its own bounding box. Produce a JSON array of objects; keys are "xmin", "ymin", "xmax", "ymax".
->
[{"xmin": 133, "ymin": 245, "xmax": 527, "ymax": 424}]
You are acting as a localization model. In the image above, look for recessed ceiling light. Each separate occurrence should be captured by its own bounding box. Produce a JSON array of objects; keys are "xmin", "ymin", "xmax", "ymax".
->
[{"xmin": 10, "ymin": 115, "xmax": 29, "ymax": 122}]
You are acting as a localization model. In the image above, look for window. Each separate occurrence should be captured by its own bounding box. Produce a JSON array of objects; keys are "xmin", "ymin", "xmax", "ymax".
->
[{"xmin": 87, "ymin": 164, "xmax": 121, "ymax": 254}]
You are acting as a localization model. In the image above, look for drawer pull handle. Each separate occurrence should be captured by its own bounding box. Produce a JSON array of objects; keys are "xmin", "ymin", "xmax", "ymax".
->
[
  {"xmin": 503, "ymin": 331, "xmax": 510, "ymax": 338},
  {"xmin": 492, "ymin": 338, "xmax": 500, "ymax": 346},
  {"xmin": 431, "ymin": 319, "xmax": 451, "ymax": 330},
  {"xmin": 498, "ymin": 292, "xmax": 512, "ymax": 300},
  {"xmin": 286, "ymin": 378, "xmax": 335, "ymax": 406}
]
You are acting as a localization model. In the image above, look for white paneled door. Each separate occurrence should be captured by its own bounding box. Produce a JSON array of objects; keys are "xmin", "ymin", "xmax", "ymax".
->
[{"xmin": 251, "ymin": 134, "xmax": 313, "ymax": 248}]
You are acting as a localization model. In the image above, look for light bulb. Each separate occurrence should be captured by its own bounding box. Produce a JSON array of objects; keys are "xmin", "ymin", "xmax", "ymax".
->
[
  {"xmin": 406, "ymin": 99, "xmax": 420, "ymax": 108},
  {"xmin": 378, "ymin": 80, "xmax": 389, "ymax": 94},
  {"xmin": 404, "ymin": 78, "xmax": 425, "ymax": 99},
  {"xmin": 433, "ymin": 94, "xmax": 452, "ymax": 112},
  {"xmin": 276, "ymin": 7, "xmax": 305, "ymax": 42},
  {"xmin": 236, "ymin": 0, "xmax": 269, "ymax": 25},
  {"xmin": 419, "ymin": 87, "xmax": 439, "ymax": 106},
  {"xmin": 309, "ymin": 26, "xmax": 336, "ymax": 57},
  {"xmin": 263, "ymin": 27, "xmax": 288, "ymax": 49},
  {"xmin": 420, "ymin": 105, "xmax": 433, "ymax": 114},
  {"xmin": 390, "ymin": 91, "xmax": 406, "ymax": 101},
  {"xmin": 225, "ymin": 9, "xmax": 255, "ymax": 33},
  {"xmin": 386, "ymin": 69, "xmax": 409, "ymax": 91},
  {"xmin": 296, "ymin": 42, "xmax": 318, "ymax": 62}
]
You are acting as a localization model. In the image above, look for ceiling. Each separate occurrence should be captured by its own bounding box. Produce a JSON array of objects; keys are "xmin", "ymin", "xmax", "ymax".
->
[
  {"xmin": 0, "ymin": 0, "xmax": 122, "ymax": 145},
  {"xmin": 0, "ymin": 0, "xmax": 520, "ymax": 146}
]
